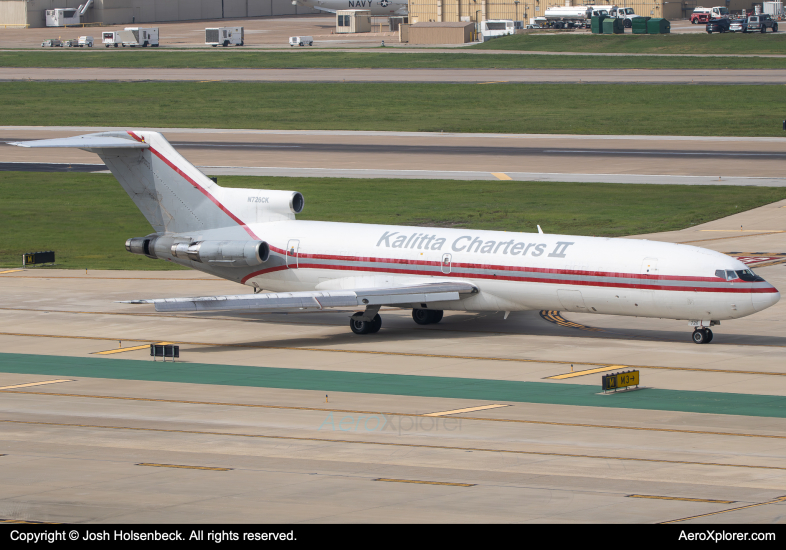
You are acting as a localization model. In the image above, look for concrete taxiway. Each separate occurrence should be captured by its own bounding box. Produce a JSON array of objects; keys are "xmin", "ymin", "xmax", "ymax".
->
[
  {"xmin": 3, "ymin": 127, "xmax": 786, "ymax": 185},
  {"xmin": 3, "ymin": 67, "xmax": 786, "ymax": 84},
  {"xmin": 0, "ymin": 197, "xmax": 784, "ymax": 523}
]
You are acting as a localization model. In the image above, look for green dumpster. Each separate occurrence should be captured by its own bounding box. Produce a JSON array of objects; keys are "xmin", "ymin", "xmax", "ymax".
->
[
  {"xmin": 647, "ymin": 18, "xmax": 670, "ymax": 34},
  {"xmin": 632, "ymin": 16, "xmax": 650, "ymax": 34},
  {"xmin": 591, "ymin": 14, "xmax": 608, "ymax": 34},
  {"xmin": 602, "ymin": 17, "xmax": 624, "ymax": 34}
]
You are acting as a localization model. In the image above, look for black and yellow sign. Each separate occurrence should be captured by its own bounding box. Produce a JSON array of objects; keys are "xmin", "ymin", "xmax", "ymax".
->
[
  {"xmin": 602, "ymin": 370, "xmax": 639, "ymax": 392},
  {"xmin": 23, "ymin": 251, "xmax": 55, "ymax": 266}
]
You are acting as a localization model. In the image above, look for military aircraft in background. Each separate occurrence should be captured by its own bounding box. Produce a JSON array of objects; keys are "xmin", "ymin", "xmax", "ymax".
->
[
  {"xmin": 293, "ymin": 0, "xmax": 407, "ymax": 16},
  {"xmin": 11, "ymin": 131, "xmax": 779, "ymax": 344}
]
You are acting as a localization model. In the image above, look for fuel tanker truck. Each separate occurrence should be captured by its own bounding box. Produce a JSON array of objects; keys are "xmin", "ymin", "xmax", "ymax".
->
[{"xmin": 542, "ymin": 5, "xmax": 595, "ymax": 28}]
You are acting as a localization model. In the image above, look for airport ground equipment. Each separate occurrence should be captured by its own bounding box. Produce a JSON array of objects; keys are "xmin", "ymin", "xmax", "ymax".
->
[
  {"xmin": 45, "ymin": 0, "xmax": 93, "ymax": 27},
  {"xmin": 22, "ymin": 251, "xmax": 55, "ymax": 267},
  {"xmin": 9, "ymin": 132, "xmax": 779, "ymax": 343},
  {"xmin": 117, "ymin": 27, "xmax": 159, "ymax": 47},
  {"xmin": 41, "ymin": 39, "xmax": 63, "ymax": 47},
  {"xmin": 543, "ymin": 5, "xmax": 593, "ymax": 28},
  {"xmin": 206, "ymin": 27, "xmax": 244, "ymax": 47},
  {"xmin": 691, "ymin": 6, "xmax": 730, "ymax": 22},
  {"xmin": 78, "ymin": 36, "xmax": 94, "ymax": 47},
  {"xmin": 289, "ymin": 36, "xmax": 314, "ymax": 46},
  {"xmin": 480, "ymin": 20, "xmax": 515, "ymax": 41},
  {"xmin": 602, "ymin": 370, "xmax": 639, "ymax": 392},
  {"xmin": 102, "ymin": 31, "xmax": 120, "ymax": 47}
]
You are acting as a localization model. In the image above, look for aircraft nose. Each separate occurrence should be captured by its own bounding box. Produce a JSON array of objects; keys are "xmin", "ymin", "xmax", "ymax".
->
[{"xmin": 752, "ymin": 287, "xmax": 780, "ymax": 312}]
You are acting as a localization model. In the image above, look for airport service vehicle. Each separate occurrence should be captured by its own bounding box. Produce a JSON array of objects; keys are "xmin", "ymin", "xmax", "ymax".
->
[
  {"xmin": 543, "ymin": 6, "xmax": 593, "ymax": 28},
  {"xmin": 206, "ymin": 27, "xmax": 244, "ymax": 47},
  {"xmin": 291, "ymin": 0, "xmax": 407, "ymax": 16},
  {"xmin": 45, "ymin": 1, "xmax": 93, "ymax": 27},
  {"xmin": 607, "ymin": 6, "xmax": 644, "ymax": 28},
  {"xmin": 691, "ymin": 6, "xmax": 729, "ymax": 22},
  {"xmin": 289, "ymin": 36, "xmax": 314, "ymax": 46},
  {"xmin": 706, "ymin": 18, "xmax": 731, "ymax": 32},
  {"xmin": 729, "ymin": 18, "xmax": 748, "ymax": 32},
  {"xmin": 64, "ymin": 38, "xmax": 79, "ymax": 47},
  {"xmin": 9, "ymin": 132, "xmax": 780, "ymax": 344},
  {"xmin": 480, "ymin": 20, "xmax": 515, "ymax": 41},
  {"xmin": 41, "ymin": 39, "xmax": 63, "ymax": 47},
  {"xmin": 747, "ymin": 14, "xmax": 778, "ymax": 32},
  {"xmin": 117, "ymin": 27, "xmax": 159, "ymax": 47},
  {"xmin": 102, "ymin": 31, "xmax": 120, "ymax": 47},
  {"xmin": 78, "ymin": 36, "xmax": 94, "ymax": 47}
]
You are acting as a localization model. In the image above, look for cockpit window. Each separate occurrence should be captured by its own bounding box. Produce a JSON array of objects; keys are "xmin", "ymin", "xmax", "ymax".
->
[
  {"xmin": 715, "ymin": 269, "xmax": 739, "ymax": 280},
  {"xmin": 735, "ymin": 269, "xmax": 764, "ymax": 282}
]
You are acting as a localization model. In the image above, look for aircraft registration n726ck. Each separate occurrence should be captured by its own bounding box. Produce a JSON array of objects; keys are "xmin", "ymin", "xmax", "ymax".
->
[{"xmin": 11, "ymin": 131, "xmax": 780, "ymax": 344}]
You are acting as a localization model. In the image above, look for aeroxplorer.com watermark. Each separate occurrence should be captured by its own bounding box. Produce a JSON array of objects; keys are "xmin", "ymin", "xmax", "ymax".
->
[{"xmin": 317, "ymin": 412, "xmax": 461, "ymax": 434}]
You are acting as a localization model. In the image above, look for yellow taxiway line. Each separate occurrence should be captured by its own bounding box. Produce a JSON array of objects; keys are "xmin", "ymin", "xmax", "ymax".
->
[
  {"xmin": 628, "ymin": 494, "xmax": 736, "ymax": 504},
  {"xmin": 491, "ymin": 172, "xmax": 512, "ymax": 180},
  {"xmin": 424, "ymin": 404, "xmax": 509, "ymax": 417},
  {"xmin": 661, "ymin": 495, "xmax": 786, "ymax": 524},
  {"xmin": 5, "ymin": 419, "xmax": 785, "ymax": 473},
  {"xmin": 136, "ymin": 463, "xmax": 232, "ymax": 471},
  {"xmin": 548, "ymin": 366, "xmax": 627, "ymax": 379},
  {"xmin": 0, "ymin": 379, "xmax": 73, "ymax": 390},
  {"xmin": 0, "ymin": 270, "xmax": 22, "ymax": 275},
  {"xmin": 374, "ymin": 478, "xmax": 475, "ymax": 487},
  {"xmin": 93, "ymin": 342, "xmax": 171, "ymax": 355}
]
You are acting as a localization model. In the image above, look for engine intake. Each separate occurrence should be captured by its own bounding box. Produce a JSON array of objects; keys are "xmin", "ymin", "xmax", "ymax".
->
[{"xmin": 170, "ymin": 240, "xmax": 269, "ymax": 267}]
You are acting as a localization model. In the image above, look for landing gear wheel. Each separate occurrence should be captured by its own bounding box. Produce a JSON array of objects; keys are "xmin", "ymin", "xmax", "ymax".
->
[
  {"xmin": 704, "ymin": 328, "xmax": 713, "ymax": 343},
  {"xmin": 350, "ymin": 314, "xmax": 372, "ymax": 335},
  {"xmin": 369, "ymin": 314, "xmax": 382, "ymax": 334},
  {"xmin": 692, "ymin": 329, "xmax": 708, "ymax": 344},
  {"xmin": 429, "ymin": 310, "xmax": 443, "ymax": 324},
  {"xmin": 412, "ymin": 308, "xmax": 430, "ymax": 325}
]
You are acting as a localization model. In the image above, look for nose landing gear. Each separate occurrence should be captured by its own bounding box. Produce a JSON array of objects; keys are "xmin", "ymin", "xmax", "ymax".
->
[{"xmin": 692, "ymin": 328, "xmax": 713, "ymax": 344}]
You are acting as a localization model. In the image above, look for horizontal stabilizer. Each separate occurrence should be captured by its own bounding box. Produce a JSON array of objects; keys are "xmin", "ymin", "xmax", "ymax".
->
[
  {"xmin": 8, "ymin": 135, "xmax": 149, "ymax": 150},
  {"xmin": 121, "ymin": 282, "xmax": 477, "ymax": 313}
]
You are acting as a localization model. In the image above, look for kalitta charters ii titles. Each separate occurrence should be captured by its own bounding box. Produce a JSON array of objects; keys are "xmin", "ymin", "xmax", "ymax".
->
[{"xmin": 376, "ymin": 231, "xmax": 574, "ymax": 258}]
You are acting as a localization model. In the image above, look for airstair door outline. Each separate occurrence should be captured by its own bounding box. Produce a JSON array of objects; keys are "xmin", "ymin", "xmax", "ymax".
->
[
  {"xmin": 286, "ymin": 239, "xmax": 300, "ymax": 268},
  {"xmin": 441, "ymin": 253, "xmax": 452, "ymax": 274},
  {"xmin": 557, "ymin": 289, "xmax": 587, "ymax": 311}
]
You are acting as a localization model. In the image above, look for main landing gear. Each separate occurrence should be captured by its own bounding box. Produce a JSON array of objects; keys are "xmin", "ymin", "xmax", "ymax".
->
[
  {"xmin": 692, "ymin": 328, "xmax": 713, "ymax": 344},
  {"xmin": 412, "ymin": 308, "xmax": 443, "ymax": 325},
  {"xmin": 349, "ymin": 312, "xmax": 381, "ymax": 334}
]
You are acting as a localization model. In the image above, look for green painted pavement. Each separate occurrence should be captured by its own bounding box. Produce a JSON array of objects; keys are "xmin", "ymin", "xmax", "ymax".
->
[{"xmin": 1, "ymin": 352, "xmax": 784, "ymax": 418}]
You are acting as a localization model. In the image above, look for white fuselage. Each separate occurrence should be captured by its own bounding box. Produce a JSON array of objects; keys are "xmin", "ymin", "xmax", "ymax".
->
[
  {"xmin": 170, "ymin": 220, "xmax": 779, "ymax": 323},
  {"xmin": 296, "ymin": 0, "xmax": 407, "ymax": 16}
]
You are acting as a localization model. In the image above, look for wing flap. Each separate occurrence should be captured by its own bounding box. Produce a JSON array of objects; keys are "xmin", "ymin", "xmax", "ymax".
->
[{"xmin": 121, "ymin": 282, "xmax": 477, "ymax": 313}]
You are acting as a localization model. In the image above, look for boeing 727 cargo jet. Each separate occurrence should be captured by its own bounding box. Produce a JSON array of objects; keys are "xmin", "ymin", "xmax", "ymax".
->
[{"xmin": 11, "ymin": 131, "xmax": 780, "ymax": 343}]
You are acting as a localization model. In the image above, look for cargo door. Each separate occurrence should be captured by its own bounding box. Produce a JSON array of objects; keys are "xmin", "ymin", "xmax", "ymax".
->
[
  {"xmin": 286, "ymin": 239, "xmax": 300, "ymax": 268},
  {"xmin": 557, "ymin": 289, "xmax": 587, "ymax": 311},
  {"xmin": 441, "ymin": 253, "xmax": 452, "ymax": 274}
]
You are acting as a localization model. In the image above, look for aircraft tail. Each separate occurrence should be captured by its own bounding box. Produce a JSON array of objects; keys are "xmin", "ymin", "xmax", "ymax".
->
[{"xmin": 10, "ymin": 131, "xmax": 302, "ymax": 236}]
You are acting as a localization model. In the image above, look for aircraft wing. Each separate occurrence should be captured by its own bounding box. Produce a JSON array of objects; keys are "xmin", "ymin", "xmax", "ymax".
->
[
  {"xmin": 121, "ymin": 281, "xmax": 478, "ymax": 313},
  {"xmin": 312, "ymin": 6, "xmax": 337, "ymax": 13}
]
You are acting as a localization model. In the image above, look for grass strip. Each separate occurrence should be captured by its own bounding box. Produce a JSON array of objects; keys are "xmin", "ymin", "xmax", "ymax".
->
[
  {"xmin": 1, "ymin": 172, "xmax": 783, "ymax": 270},
  {"xmin": 2, "ymin": 81, "xmax": 786, "ymax": 136},
  {"xmin": 3, "ymin": 352, "xmax": 786, "ymax": 418},
  {"xmin": 472, "ymin": 32, "xmax": 786, "ymax": 54},
  {"xmin": 2, "ymin": 50, "xmax": 786, "ymax": 69}
]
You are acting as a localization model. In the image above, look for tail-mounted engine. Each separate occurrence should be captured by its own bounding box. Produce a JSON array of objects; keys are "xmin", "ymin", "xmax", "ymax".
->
[
  {"xmin": 170, "ymin": 240, "xmax": 270, "ymax": 267},
  {"xmin": 125, "ymin": 235, "xmax": 159, "ymax": 259}
]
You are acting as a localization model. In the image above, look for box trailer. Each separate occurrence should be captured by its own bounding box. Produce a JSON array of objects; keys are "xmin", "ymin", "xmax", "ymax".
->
[
  {"xmin": 480, "ymin": 20, "xmax": 515, "ymax": 41},
  {"xmin": 206, "ymin": 27, "xmax": 244, "ymax": 47},
  {"xmin": 118, "ymin": 27, "xmax": 159, "ymax": 47},
  {"xmin": 102, "ymin": 31, "xmax": 120, "ymax": 47}
]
